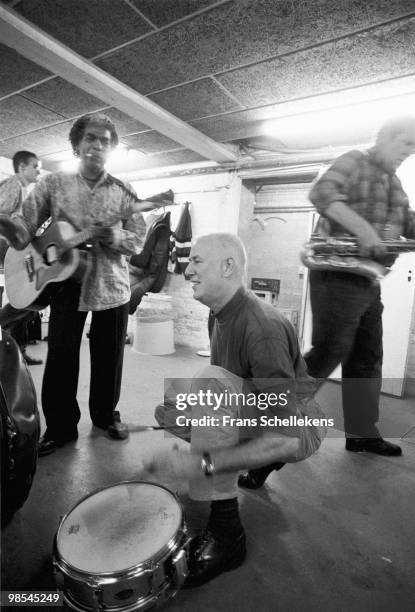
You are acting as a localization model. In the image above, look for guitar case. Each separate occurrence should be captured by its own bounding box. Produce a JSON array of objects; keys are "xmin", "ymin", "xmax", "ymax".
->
[{"xmin": 0, "ymin": 330, "xmax": 40, "ymax": 528}]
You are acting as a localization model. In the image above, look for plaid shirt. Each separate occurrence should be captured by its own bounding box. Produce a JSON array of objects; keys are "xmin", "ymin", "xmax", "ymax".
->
[
  {"xmin": 12, "ymin": 171, "xmax": 146, "ymax": 311},
  {"xmin": 309, "ymin": 148, "xmax": 415, "ymax": 240}
]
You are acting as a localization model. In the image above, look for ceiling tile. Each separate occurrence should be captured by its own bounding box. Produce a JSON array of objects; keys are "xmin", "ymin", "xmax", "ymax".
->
[
  {"xmin": 217, "ymin": 18, "xmax": 415, "ymax": 106},
  {"xmin": 96, "ymin": 0, "xmax": 415, "ymax": 94},
  {"xmin": 0, "ymin": 44, "xmax": 51, "ymax": 98},
  {"xmin": 21, "ymin": 78, "xmax": 108, "ymax": 117},
  {"xmin": 191, "ymin": 108, "xmax": 276, "ymax": 141},
  {"xmin": 88, "ymin": 108, "xmax": 149, "ymax": 136},
  {"xmin": 0, "ymin": 96, "xmax": 64, "ymax": 140},
  {"xmin": 14, "ymin": 0, "xmax": 152, "ymax": 58},
  {"xmin": 149, "ymin": 78, "xmax": 242, "ymax": 121},
  {"xmin": 122, "ymin": 132, "xmax": 183, "ymax": 154},
  {"xmin": 130, "ymin": 0, "xmax": 223, "ymax": 27},
  {"xmin": 0, "ymin": 121, "xmax": 72, "ymax": 158}
]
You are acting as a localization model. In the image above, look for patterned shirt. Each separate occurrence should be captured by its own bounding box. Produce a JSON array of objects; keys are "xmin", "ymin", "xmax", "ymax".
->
[
  {"xmin": 309, "ymin": 148, "xmax": 415, "ymax": 240},
  {"xmin": 0, "ymin": 174, "xmax": 27, "ymax": 270},
  {"xmin": 11, "ymin": 171, "xmax": 146, "ymax": 311}
]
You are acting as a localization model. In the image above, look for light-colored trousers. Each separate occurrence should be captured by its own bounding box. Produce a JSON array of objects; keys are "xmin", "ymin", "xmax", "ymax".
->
[{"xmin": 155, "ymin": 365, "xmax": 325, "ymax": 501}]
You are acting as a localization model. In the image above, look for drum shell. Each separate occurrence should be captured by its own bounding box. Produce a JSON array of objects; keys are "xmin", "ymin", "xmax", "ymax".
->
[{"xmin": 53, "ymin": 481, "xmax": 189, "ymax": 612}]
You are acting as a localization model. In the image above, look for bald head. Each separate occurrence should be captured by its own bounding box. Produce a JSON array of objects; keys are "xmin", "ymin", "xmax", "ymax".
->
[
  {"xmin": 375, "ymin": 116, "xmax": 415, "ymax": 171},
  {"xmin": 186, "ymin": 233, "xmax": 247, "ymax": 311},
  {"xmin": 376, "ymin": 116, "xmax": 415, "ymax": 145},
  {"xmin": 198, "ymin": 233, "xmax": 246, "ymax": 274}
]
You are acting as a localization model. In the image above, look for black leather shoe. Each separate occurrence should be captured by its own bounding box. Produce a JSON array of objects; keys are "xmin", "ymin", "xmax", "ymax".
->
[
  {"xmin": 38, "ymin": 438, "xmax": 57, "ymax": 457},
  {"xmin": 38, "ymin": 433, "xmax": 78, "ymax": 457},
  {"xmin": 23, "ymin": 352, "xmax": 43, "ymax": 366},
  {"xmin": 346, "ymin": 437, "xmax": 402, "ymax": 456},
  {"xmin": 184, "ymin": 529, "xmax": 246, "ymax": 588},
  {"xmin": 107, "ymin": 412, "xmax": 129, "ymax": 440},
  {"xmin": 238, "ymin": 462, "xmax": 285, "ymax": 490},
  {"xmin": 238, "ymin": 472, "xmax": 265, "ymax": 489}
]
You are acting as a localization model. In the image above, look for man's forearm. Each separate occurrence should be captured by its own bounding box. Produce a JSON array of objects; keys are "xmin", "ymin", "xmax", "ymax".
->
[
  {"xmin": 0, "ymin": 215, "xmax": 31, "ymax": 249},
  {"xmin": 210, "ymin": 434, "xmax": 300, "ymax": 474},
  {"xmin": 324, "ymin": 201, "xmax": 376, "ymax": 237},
  {"xmin": 323, "ymin": 201, "xmax": 384, "ymax": 256}
]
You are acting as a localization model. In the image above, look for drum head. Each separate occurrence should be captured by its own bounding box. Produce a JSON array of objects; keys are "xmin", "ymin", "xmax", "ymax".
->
[{"xmin": 56, "ymin": 482, "xmax": 182, "ymax": 574}]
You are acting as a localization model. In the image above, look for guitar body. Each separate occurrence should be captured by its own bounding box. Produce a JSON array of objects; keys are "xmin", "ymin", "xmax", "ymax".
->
[{"xmin": 4, "ymin": 221, "xmax": 91, "ymax": 310}]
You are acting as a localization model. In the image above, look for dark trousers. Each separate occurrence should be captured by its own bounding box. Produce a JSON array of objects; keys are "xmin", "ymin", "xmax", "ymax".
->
[
  {"xmin": 0, "ymin": 302, "xmax": 34, "ymax": 330},
  {"xmin": 0, "ymin": 301, "xmax": 39, "ymax": 351},
  {"xmin": 41, "ymin": 282, "xmax": 129, "ymax": 441},
  {"xmin": 304, "ymin": 270, "xmax": 383, "ymax": 438}
]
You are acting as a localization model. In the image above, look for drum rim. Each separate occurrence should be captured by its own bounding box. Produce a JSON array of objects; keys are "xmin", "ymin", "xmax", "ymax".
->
[{"xmin": 54, "ymin": 480, "xmax": 186, "ymax": 578}]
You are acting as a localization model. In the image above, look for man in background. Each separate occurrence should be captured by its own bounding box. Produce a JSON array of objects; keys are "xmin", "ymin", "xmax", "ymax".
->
[{"xmin": 0, "ymin": 150, "xmax": 43, "ymax": 365}]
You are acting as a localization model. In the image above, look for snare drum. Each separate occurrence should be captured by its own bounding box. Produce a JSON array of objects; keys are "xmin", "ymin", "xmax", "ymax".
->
[{"xmin": 53, "ymin": 481, "xmax": 189, "ymax": 611}]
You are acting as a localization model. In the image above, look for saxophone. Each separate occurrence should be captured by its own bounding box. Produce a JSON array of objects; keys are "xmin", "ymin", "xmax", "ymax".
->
[{"xmin": 301, "ymin": 235, "xmax": 415, "ymax": 281}]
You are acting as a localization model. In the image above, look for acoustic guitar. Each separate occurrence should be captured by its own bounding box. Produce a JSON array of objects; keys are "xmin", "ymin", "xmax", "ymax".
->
[
  {"xmin": 4, "ymin": 187, "xmax": 174, "ymax": 310},
  {"xmin": 5, "ymin": 221, "xmax": 94, "ymax": 309}
]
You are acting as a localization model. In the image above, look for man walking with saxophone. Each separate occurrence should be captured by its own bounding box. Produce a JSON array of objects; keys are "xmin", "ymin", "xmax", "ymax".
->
[{"xmin": 304, "ymin": 117, "xmax": 415, "ymax": 456}]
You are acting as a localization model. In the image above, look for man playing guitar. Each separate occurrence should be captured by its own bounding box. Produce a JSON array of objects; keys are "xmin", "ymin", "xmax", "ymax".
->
[
  {"xmin": 0, "ymin": 114, "xmax": 147, "ymax": 456},
  {"xmin": 304, "ymin": 116, "xmax": 415, "ymax": 456}
]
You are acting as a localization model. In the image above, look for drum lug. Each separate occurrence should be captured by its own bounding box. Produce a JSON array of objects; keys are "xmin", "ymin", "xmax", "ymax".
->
[
  {"xmin": 52, "ymin": 561, "xmax": 64, "ymax": 589},
  {"xmin": 88, "ymin": 580, "xmax": 103, "ymax": 611},
  {"xmin": 171, "ymin": 548, "xmax": 189, "ymax": 588}
]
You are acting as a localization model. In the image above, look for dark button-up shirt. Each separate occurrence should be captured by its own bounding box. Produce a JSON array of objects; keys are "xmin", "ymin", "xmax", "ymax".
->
[{"xmin": 209, "ymin": 287, "xmax": 316, "ymax": 436}]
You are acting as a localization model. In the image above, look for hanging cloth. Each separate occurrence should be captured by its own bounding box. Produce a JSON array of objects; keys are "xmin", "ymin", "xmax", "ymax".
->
[
  {"xmin": 128, "ymin": 211, "xmax": 172, "ymax": 314},
  {"xmin": 171, "ymin": 202, "xmax": 192, "ymax": 274}
]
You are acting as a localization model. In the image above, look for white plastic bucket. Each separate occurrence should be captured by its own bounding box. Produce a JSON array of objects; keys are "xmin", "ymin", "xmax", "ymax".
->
[{"xmin": 133, "ymin": 294, "xmax": 175, "ymax": 355}]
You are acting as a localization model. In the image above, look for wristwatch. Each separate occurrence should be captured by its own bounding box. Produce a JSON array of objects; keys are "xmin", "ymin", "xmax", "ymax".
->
[{"xmin": 201, "ymin": 452, "xmax": 215, "ymax": 477}]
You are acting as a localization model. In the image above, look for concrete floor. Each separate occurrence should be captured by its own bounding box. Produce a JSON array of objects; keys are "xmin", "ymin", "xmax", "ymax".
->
[{"xmin": 2, "ymin": 336, "xmax": 415, "ymax": 612}]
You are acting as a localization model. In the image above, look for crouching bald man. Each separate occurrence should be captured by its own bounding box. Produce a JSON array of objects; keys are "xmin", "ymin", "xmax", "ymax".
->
[{"xmin": 148, "ymin": 233, "xmax": 326, "ymax": 588}]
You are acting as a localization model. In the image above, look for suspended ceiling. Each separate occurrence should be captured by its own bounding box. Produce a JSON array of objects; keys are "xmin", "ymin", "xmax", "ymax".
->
[{"xmin": 1, "ymin": 0, "xmax": 415, "ymax": 177}]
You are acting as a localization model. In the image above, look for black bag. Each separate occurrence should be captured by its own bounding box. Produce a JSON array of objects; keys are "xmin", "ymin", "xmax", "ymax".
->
[{"xmin": 0, "ymin": 331, "xmax": 40, "ymax": 527}]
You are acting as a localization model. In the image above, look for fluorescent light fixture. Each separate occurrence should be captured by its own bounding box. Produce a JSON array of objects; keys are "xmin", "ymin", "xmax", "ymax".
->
[
  {"xmin": 56, "ymin": 145, "xmax": 145, "ymax": 173},
  {"xmin": 263, "ymin": 93, "xmax": 415, "ymax": 145},
  {"xmin": 106, "ymin": 147, "xmax": 146, "ymax": 173}
]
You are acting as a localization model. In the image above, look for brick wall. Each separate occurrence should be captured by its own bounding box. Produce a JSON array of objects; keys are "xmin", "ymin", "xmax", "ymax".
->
[{"xmin": 130, "ymin": 171, "xmax": 242, "ymax": 349}]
